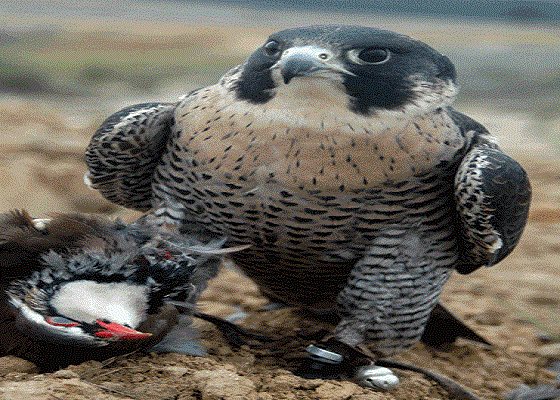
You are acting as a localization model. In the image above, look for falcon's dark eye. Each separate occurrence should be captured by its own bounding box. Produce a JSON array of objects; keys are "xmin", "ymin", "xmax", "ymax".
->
[
  {"xmin": 264, "ymin": 40, "xmax": 282, "ymax": 57},
  {"xmin": 347, "ymin": 48, "xmax": 391, "ymax": 65},
  {"xmin": 359, "ymin": 48, "xmax": 390, "ymax": 64}
]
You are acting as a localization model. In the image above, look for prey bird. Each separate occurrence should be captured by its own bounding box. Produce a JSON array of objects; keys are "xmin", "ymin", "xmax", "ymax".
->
[
  {"xmin": 85, "ymin": 25, "xmax": 531, "ymax": 385},
  {"xmin": 0, "ymin": 210, "xmax": 235, "ymax": 371}
]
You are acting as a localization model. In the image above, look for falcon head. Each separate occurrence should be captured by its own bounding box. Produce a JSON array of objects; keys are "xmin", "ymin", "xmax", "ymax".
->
[{"xmin": 235, "ymin": 25, "xmax": 457, "ymax": 116}]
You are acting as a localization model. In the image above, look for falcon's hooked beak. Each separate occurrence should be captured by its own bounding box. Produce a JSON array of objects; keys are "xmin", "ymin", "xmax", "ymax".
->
[{"xmin": 274, "ymin": 45, "xmax": 355, "ymax": 84}]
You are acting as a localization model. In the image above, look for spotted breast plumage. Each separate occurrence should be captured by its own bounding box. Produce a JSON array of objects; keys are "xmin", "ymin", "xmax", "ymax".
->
[{"xmin": 85, "ymin": 25, "xmax": 531, "ymax": 364}]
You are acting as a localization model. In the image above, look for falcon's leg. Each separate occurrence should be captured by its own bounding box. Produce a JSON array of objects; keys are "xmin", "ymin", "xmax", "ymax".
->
[
  {"xmin": 305, "ymin": 228, "xmax": 454, "ymax": 388},
  {"xmin": 333, "ymin": 231, "xmax": 453, "ymax": 357}
]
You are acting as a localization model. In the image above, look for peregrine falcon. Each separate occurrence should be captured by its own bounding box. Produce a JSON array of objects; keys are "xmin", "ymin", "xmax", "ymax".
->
[{"xmin": 85, "ymin": 25, "xmax": 531, "ymax": 375}]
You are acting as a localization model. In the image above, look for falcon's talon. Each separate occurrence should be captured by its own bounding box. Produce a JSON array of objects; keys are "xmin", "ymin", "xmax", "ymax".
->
[
  {"xmin": 303, "ymin": 346, "xmax": 400, "ymax": 391},
  {"xmin": 353, "ymin": 364, "xmax": 400, "ymax": 390}
]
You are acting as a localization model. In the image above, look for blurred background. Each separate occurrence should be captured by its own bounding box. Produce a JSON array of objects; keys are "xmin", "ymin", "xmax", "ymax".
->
[{"xmin": 0, "ymin": 0, "xmax": 559, "ymax": 367}]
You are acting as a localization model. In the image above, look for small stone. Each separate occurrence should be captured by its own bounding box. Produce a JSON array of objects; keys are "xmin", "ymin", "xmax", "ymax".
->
[
  {"xmin": 99, "ymin": 382, "xmax": 129, "ymax": 393},
  {"xmin": 270, "ymin": 373, "xmax": 305, "ymax": 388},
  {"xmin": 485, "ymin": 379, "xmax": 504, "ymax": 391},
  {"xmin": 216, "ymin": 345, "xmax": 233, "ymax": 356},
  {"xmin": 194, "ymin": 369, "xmax": 257, "ymax": 400},
  {"xmin": 52, "ymin": 369, "xmax": 79, "ymax": 379},
  {"xmin": 0, "ymin": 356, "xmax": 38, "ymax": 374},
  {"xmin": 315, "ymin": 381, "xmax": 359, "ymax": 400},
  {"xmin": 162, "ymin": 366, "xmax": 193, "ymax": 376}
]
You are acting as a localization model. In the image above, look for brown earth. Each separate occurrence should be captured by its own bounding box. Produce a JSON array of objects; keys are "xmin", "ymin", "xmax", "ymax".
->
[{"xmin": 0, "ymin": 89, "xmax": 559, "ymax": 399}]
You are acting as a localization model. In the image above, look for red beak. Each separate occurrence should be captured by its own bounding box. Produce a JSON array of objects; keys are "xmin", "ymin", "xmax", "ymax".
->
[{"xmin": 94, "ymin": 320, "xmax": 152, "ymax": 340}]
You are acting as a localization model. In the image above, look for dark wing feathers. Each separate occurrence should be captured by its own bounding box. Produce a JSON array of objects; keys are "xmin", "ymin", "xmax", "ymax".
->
[
  {"xmin": 453, "ymin": 111, "xmax": 531, "ymax": 274},
  {"xmin": 85, "ymin": 102, "xmax": 176, "ymax": 211}
]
